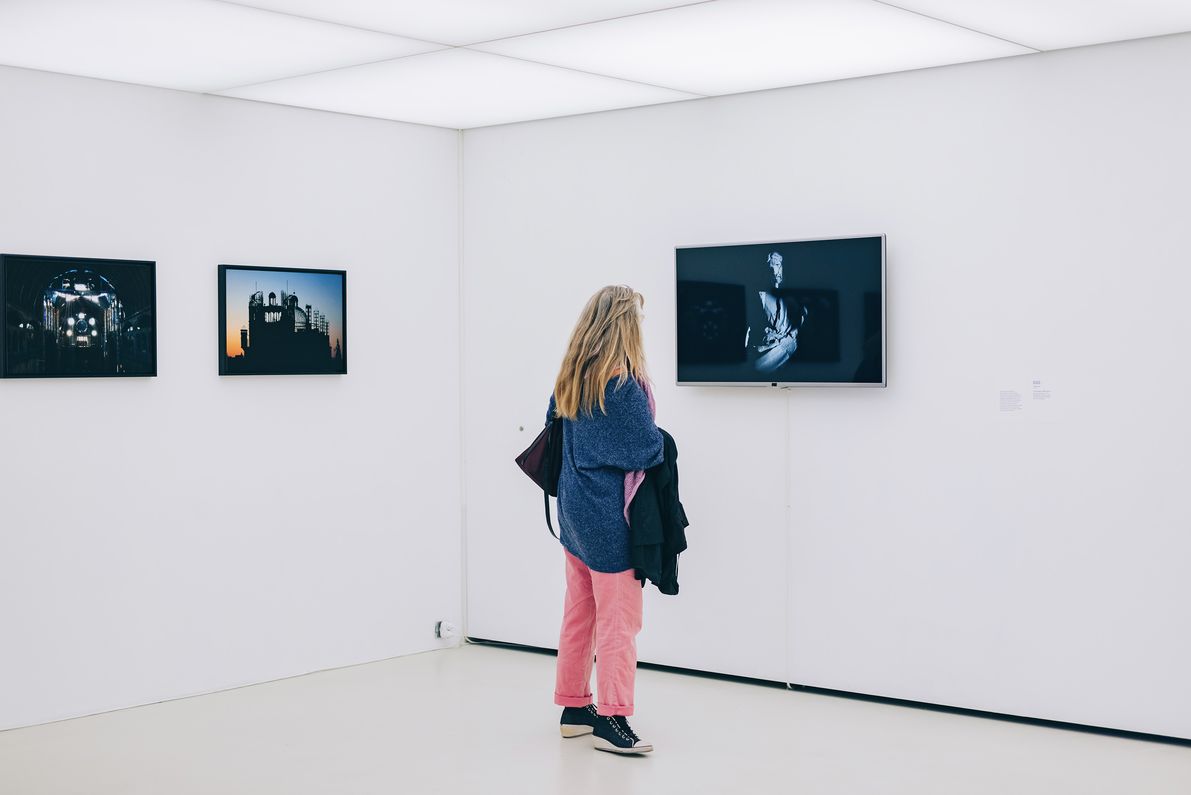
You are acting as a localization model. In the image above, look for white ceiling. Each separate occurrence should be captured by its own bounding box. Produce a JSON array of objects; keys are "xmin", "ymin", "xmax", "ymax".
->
[
  {"xmin": 221, "ymin": 49, "xmax": 698, "ymax": 130},
  {"xmin": 0, "ymin": 0, "xmax": 1188, "ymax": 129},
  {"xmin": 473, "ymin": 0, "xmax": 1029, "ymax": 97}
]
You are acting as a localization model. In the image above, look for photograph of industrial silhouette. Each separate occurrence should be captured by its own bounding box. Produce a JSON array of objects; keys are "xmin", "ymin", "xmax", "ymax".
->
[
  {"xmin": 219, "ymin": 265, "xmax": 346, "ymax": 376},
  {"xmin": 1, "ymin": 254, "xmax": 156, "ymax": 378}
]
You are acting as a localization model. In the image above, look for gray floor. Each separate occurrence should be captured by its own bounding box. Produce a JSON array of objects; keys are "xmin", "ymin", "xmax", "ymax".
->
[{"xmin": 2, "ymin": 644, "xmax": 1189, "ymax": 794}]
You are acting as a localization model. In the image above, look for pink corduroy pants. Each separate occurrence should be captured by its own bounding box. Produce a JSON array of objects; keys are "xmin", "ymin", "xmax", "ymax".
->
[{"xmin": 553, "ymin": 548, "xmax": 643, "ymax": 717}]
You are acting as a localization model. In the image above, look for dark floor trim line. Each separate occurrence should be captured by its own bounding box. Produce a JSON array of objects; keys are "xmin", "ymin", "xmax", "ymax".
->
[
  {"xmin": 465, "ymin": 637, "xmax": 1191, "ymax": 748},
  {"xmin": 467, "ymin": 636, "xmax": 787, "ymax": 691}
]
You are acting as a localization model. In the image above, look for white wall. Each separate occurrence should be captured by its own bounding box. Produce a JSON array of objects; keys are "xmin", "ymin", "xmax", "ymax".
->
[
  {"xmin": 0, "ymin": 67, "xmax": 462, "ymax": 730},
  {"xmin": 4, "ymin": 31, "xmax": 1187, "ymax": 741},
  {"xmin": 462, "ymin": 34, "xmax": 1191, "ymax": 739}
]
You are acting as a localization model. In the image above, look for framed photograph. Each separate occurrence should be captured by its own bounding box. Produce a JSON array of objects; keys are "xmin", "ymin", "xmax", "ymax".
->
[
  {"xmin": 1, "ymin": 253, "xmax": 157, "ymax": 378},
  {"xmin": 218, "ymin": 264, "xmax": 347, "ymax": 376}
]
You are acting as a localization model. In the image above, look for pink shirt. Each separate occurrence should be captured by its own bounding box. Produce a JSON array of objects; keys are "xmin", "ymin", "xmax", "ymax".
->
[{"xmin": 623, "ymin": 379, "xmax": 656, "ymax": 523}]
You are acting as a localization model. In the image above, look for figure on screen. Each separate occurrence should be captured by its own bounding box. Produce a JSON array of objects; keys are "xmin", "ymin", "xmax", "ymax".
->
[{"xmin": 748, "ymin": 251, "xmax": 808, "ymax": 373}]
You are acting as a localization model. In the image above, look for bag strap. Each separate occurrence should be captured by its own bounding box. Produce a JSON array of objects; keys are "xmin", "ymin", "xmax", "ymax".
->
[{"xmin": 544, "ymin": 491, "xmax": 559, "ymax": 540}]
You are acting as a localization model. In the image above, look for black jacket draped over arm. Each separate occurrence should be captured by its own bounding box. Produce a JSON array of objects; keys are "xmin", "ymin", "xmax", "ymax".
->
[{"xmin": 628, "ymin": 428, "xmax": 689, "ymax": 595}]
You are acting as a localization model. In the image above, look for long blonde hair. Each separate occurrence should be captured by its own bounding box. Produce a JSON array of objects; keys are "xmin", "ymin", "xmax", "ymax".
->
[{"xmin": 553, "ymin": 285, "xmax": 647, "ymax": 419}]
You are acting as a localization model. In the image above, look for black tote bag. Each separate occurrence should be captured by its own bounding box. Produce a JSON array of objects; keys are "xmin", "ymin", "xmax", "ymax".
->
[{"xmin": 514, "ymin": 419, "xmax": 564, "ymax": 538}]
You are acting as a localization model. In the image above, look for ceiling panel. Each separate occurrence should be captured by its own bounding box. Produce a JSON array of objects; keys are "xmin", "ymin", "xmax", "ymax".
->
[
  {"xmin": 0, "ymin": 0, "xmax": 441, "ymax": 92},
  {"xmin": 881, "ymin": 0, "xmax": 1191, "ymax": 51},
  {"xmin": 473, "ymin": 0, "xmax": 1032, "ymax": 96},
  {"xmin": 220, "ymin": 0, "xmax": 705, "ymax": 46},
  {"xmin": 218, "ymin": 49, "xmax": 700, "ymax": 129}
]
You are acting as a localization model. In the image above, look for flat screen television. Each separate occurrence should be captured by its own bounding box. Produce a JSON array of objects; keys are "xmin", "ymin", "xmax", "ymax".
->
[{"xmin": 676, "ymin": 234, "xmax": 885, "ymax": 387}]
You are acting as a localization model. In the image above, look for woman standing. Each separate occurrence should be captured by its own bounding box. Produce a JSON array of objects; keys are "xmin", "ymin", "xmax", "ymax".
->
[{"xmin": 547, "ymin": 285, "xmax": 663, "ymax": 755}]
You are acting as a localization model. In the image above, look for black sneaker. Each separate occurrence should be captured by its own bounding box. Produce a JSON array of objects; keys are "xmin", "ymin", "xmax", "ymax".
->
[
  {"xmin": 592, "ymin": 714, "xmax": 653, "ymax": 754},
  {"xmin": 559, "ymin": 704, "xmax": 599, "ymax": 738}
]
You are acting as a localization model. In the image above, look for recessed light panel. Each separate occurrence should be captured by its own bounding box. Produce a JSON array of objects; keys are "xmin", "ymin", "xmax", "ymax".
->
[
  {"xmin": 0, "ymin": 0, "xmax": 441, "ymax": 92},
  {"xmin": 219, "ymin": 49, "xmax": 699, "ymax": 129},
  {"xmin": 222, "ymin": 0, "xmax": 704, "ymax": 46},
  {"xmin": 878, "ymin": 0, "xmax": 1191, "ymax": 51},
  {"xmin": 473, "ymin": 0, "xmax": 1032, "ymax": 96}
]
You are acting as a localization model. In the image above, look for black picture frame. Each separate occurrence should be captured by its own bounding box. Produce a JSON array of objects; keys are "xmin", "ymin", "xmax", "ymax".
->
[
  {"xmin": 1, "ymin": 253, "xmax": 158, "ymax": 379},
  {"xmin": 218, "ymin": 264, "xmax": 348, "ymax": 376}
]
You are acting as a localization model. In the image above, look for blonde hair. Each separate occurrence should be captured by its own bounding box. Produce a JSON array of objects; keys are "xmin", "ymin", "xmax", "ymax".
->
[{"xmin": 553, "ymin": 285, "xmax": 647, "ymax": 420}]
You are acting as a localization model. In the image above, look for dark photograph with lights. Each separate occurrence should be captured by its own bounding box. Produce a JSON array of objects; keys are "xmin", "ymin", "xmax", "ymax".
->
[
  {"xmin": 219, "ymin": 264, "xmax": 347, "ymax": 376},
  {"xmin": 1, "ymin": 254, "xmax": 157, "ymax": 378}
]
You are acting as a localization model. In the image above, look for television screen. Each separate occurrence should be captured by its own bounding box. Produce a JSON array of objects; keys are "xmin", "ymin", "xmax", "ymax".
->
[
  {"xmin": 676, "ymin": 235, "xmax": 884, "ymax": 386},
  {"xmin": 1, "ymin": 253, "xmax": 157, "ymax": 378},
  {"xmin": 219, "ymin": 264, "xmax": 347, "ymax": 376}
]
